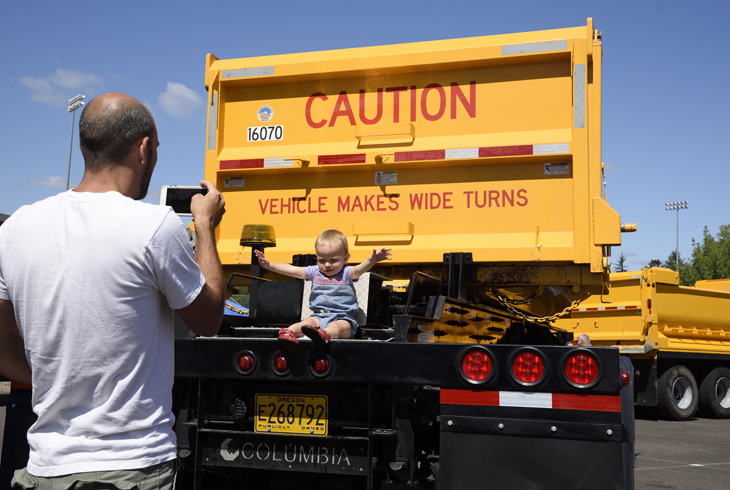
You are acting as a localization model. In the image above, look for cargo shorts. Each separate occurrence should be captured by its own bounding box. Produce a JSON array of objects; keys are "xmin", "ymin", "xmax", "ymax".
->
[{"xmin": 11, "ymin": 460, "xmax": 176, "ymax": 490}]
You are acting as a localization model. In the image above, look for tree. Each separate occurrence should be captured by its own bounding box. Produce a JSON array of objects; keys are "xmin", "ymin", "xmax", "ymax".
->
[
  {"xmin": 647, "ymin": 259, "xmax": 662, "ymax": 268},
  {"xmin": 613, "ymin": 251, "xmax": 628, "ymax": 272},
  {"xmin": 681, "ymin": 225, "xmax": 730, "ymax": 286}
]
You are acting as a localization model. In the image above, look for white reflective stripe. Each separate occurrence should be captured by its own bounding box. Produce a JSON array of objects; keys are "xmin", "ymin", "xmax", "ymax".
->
[
  {"xmin": 502, "ymin": 40, "xmax": 568, "ymax": 56},
  {"xmin": 263, "ymin": 158, "xmax": 291, "ymax": 168},
  {"xmin": 533, "ymin": 143, "xmax": 569, "ymax": 155},
  {"xmin": 222, "ymin": 66, "xmax": 275, "ymax": 79},
  {"xmin": 445, "ymin": 148, "xmax": 479, "ymax": 159},
  {"xmin": 207, "ymin": 93, "xmax": 218, "ymax": 151},
  {"xmin": 500, "ymin": 391, "xmax": 552, "ymax": 409},
  {"xmin": 574, "ymin": 63, "xmax": 586, "ymax": 128}
]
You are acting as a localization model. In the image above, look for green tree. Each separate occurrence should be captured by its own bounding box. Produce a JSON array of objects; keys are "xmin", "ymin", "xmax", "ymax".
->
[
  {"xmin": 682, "ymin": 225, "xmax": 730, "ymax": 285},
  {"xmin": 612, "ymin": 251, "xmax": 628, "ymax": 272},
  {"xmin": 647, "ymin": 259, "xmax": 662, "ymax": 268}
]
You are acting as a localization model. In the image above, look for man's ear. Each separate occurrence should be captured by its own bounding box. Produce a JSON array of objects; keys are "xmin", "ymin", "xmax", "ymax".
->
[{"xmin": 138, "ymin": 136, "xmax": 151, "ymax": 165}]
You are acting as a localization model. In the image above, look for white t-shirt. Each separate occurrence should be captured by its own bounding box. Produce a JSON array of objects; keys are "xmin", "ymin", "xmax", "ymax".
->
[{"xmin": 0, "ymin": 190, "xmax": 204, "ymax": 476}]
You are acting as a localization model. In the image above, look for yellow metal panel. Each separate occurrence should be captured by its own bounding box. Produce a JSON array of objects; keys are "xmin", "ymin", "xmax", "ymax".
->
[
  {"xmin": 205, "ymin": 20, "xmax": 616, "ymax": 288},
  {"xmin": 592, "ymin": 197, "xmax": 621, "ymax": 245}
]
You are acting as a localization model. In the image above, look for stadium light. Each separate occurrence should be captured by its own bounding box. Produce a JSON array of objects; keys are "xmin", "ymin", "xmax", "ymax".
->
[
  {"xmin": 66, "ymin": 94, "xmax": 86, "ymax": 191},
  {"xmin": 665, "ymin": 201, "xmax": 688, "ymax": 271}
]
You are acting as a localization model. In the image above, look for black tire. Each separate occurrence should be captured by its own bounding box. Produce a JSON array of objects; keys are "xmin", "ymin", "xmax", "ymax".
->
[
  {"xmin": 656, "ymin": 365, "xmax": 698, "ymax": 421},
  {"xmin": 698, "ymin": 367, "xmax": 730, "ymax": 419}
]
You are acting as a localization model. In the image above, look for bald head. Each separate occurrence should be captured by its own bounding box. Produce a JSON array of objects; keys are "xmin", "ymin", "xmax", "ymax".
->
[{"xmin": 79, "ymin": 92, "xmax": 156, "ymax": 173}]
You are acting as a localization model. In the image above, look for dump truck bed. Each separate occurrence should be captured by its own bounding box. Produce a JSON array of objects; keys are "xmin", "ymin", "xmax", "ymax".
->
[
  {"xmin": 556, "ymin": 267, "xmax": 730, "ymax": 355},
  {"xmin": 204, "ymin": 20, "xmax": 619, "ymax": 287}
]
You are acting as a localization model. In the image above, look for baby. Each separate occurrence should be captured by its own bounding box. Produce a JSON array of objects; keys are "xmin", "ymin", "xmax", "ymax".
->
[{"xmin": 254, "ymin": 229, "xmax": 392, "ymax": 347}]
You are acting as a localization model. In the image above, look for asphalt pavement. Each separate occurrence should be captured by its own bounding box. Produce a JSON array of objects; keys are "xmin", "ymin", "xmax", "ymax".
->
[{"xmin": 634, "ymin": 408, "xmax": 730, "ymax": 490}]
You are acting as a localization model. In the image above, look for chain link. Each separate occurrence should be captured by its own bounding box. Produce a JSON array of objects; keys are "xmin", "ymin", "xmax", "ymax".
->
[
  {"xmin": 493, "ymin": 286, "xmax": 544, "ymax": 305},
  {"xmin": 492, "ymin": 288, "xmax": 592, "ymax": 326}
]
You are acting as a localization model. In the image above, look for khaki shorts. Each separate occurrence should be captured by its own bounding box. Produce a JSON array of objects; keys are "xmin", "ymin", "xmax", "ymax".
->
[{"xmin": 11, "ymin": 460, "xmax": 176, "ymax": 490}]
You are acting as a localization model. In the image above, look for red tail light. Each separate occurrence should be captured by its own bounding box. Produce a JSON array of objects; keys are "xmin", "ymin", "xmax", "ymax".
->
[
  {"xmin": 313, "ymin": 356, "xmax": 330, "ymax": 375},
  {"xmin": 462, "ymin": 350, "xmax": 493, "ymax": 382},
  {"xmin": 274, "ymin": 355, "xmax": 290, "ymax": 373},
  {"xmin": 238, "ymin": 354, "xmax": 255, "ymax": 373},
  {"xmin": 513, "ymin": 351, "xmax": 545, "ymax": 384},
  {"xmin": 565, "ymin": 352, "xmax": 599, "ymax": 385},
  {"xmin": 621, "ymin": 369, "xmax": 631, "ymax": 387}
]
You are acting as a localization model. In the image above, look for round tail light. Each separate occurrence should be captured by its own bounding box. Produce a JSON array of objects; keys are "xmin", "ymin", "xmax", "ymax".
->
[
  {"xmin": 274, "ymin": 355, "xmax": 290, "ymax": 374},
  {"xmin": 565, "ymin": 352, "xmax": 599, "ymax": 386},
  {"xmin": 238, "ymin": 354, "xmax": 255, "ymax": 373},
  {"xmin": 313, "ymin": 356, "xmax": 330, "ymax": 375},
  {"xmin": 513, "ymin": 351, "xmax": 545, "ymax": 384},
  {"xmin": 462, "ymin": 350, "xmax": 493, "ymax": 382}
]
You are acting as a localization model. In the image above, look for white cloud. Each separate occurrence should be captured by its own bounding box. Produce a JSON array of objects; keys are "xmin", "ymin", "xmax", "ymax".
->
[
  {"xmin": 48, "ymin": 69, "xmax": 103, "ymax": 90},
  {"xmin": 28, "ymin": 176, "xmax": 67, "ymax": 188},
  {"xmin": 19, "ymin": 69, "xmax": 104, "ymax": 107},
  {"xmin": 158, "ymin": 82, "xmax": 202, "ymax": 117}
]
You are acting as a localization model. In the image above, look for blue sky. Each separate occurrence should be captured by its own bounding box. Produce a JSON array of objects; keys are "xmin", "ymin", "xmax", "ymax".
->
[{"xmin": 2, "ymin": 0, "xmax": 728, "ymax": 272}]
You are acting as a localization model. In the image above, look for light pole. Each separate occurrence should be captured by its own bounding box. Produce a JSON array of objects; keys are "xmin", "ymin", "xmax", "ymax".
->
[
  {"xmin": 665, "ymin": 201, "xmax": 688, "ymax": 271},
  {"xmin": 66, "ymin": 94, "xmax": 85, "ymax": 191}
]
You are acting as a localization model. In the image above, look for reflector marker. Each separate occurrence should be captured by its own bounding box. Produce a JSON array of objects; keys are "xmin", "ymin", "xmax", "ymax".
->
[
  {"xmin": 441, "ymin": 389, "xmax": 621, "ymax": 412},
  {"xmin": 221, "ymin": 142, "xmax": 570, "ymax": 169},
  {"xmin": 318, "ymin": 154, "xmax": 367, "ymax": 165},
  {"xmin": 502, "ymin": 40, "xmax": 569, "ymax": 56},
  {"xmin": 395, "ymin": 143, "xmax": 568, "ymax": 162},
  {"xmin": 571, "ymin": 305, "xmax": 638, "ymax": 313},
  {"xmin": 220, "ymin": 158, "xmax": 295, "ymax": 170}
]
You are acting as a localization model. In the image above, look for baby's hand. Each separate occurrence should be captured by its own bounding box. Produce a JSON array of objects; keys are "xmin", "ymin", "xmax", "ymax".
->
[
  {"xmin": 254, "ymin": 249, "xmax": 270, "ymax": 269},
  {"xmin": 372, "ymin": 247, "xmax": 392, "ymax": 262}
]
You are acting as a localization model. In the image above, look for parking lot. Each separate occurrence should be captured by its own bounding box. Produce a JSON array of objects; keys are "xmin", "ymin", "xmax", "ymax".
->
[{"xmin": 2, "ymin": 383, "xmax": 729, "ymax": 489}]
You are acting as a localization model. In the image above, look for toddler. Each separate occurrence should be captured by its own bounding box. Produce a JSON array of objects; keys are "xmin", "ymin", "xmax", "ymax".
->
[{"xmin": 254, "ymin": 229, "xmax": 392, "ymax": 347}]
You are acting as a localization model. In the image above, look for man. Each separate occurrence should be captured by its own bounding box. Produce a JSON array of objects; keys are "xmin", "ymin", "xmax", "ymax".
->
[
  {"xmin": 566, "ymin": 333, "xmax": 592, "ymax": 347},
  {"xmin": 0, "ymin": 92, "xmax": 225, "ymax": 489}
]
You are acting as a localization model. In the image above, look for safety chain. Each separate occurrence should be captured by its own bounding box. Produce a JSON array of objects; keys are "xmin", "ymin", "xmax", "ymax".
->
[
  {"xmin": 492, "ymin": 288, "xmax": 592, "ymax": 326},
  {"xmin": 494, "ymin": 286, "xmax": 544, "ymax": 305}
]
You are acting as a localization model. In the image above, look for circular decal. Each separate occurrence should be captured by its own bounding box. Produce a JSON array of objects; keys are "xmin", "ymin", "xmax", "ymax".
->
[{"xmin": 257, "ymin": 105, "xmax": 273, "ymax": 122}]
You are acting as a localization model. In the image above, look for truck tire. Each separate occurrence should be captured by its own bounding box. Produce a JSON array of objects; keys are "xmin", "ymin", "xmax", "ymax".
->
[
  {"xmin": 698, "ymin": 367, "xmax": 730, "ymax": 419},
  {"xmin": 656, "ymin": 365, "xmax": 698, "ymax": 421}
]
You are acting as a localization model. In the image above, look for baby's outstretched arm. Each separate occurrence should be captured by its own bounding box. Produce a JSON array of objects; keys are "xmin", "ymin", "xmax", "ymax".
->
[
  {"xmin": 253, "ymin": 249, "xmax": 308, "ymax": 279},
  {"xmin": 351, "ymin": 247, "xmax": 392, "ymax": 280}
]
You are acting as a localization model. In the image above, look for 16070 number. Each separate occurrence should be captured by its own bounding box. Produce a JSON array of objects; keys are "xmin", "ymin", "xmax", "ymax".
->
[{"xmin": 247, "ymin": 125, "xmax": 284, "ymax": 142}]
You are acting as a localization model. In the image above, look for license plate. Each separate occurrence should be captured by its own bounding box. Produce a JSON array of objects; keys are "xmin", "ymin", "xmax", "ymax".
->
[{"xmin": 255, "ymin": 394, "xmax": 328, "ymax": 436}]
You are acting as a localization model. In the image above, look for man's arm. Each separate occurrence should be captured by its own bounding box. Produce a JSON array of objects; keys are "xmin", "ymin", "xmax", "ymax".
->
[
  {"xmin": 253, "ymin": 249, "xmax": 308, "ymax": 279},
  {"xmin": 0, "ymin": 299, "xmax": 31, "ymax": 384},
  {"xmin": 350, "ymin": 247, "xmax": 392, "ymax": 280},
  {"xmin": 177, "ymin": 180, "xmax": 226, "ymax": 337}
]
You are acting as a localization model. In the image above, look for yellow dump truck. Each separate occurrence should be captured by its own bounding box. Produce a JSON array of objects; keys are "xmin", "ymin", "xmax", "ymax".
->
[
  {"xmin": 166, "ymin": 19, "xmax": 638, "ymax": 490},
  {"xmin": 555, "ymin": 267, "xmax": 730, "ymax": 422}
]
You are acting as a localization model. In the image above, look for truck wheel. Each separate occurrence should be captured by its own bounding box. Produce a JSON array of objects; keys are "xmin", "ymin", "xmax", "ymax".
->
[
  {"xmin": 699, "ymin": 367, "xmax": 730, "ymax": 418},
  {"xmin": 656, "ymin": 365, "xmax": 698, "ymax": 421}
]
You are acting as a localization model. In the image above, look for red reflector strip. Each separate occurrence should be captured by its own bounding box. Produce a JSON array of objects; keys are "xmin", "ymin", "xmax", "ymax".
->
[
  {"xmin": 10, "ymin": 381, "xmax": 32, "ymax": 390},
  {"xmin": 441, "ymin": 389, "xmax": 621, "ymax": 412},
  {"xmin": 221, "ymin": 159, "xmax": 264, "ymax": 169},
  {"xmin": 479, "ymin": 145, "xmax": 534, "ymax": 157},
  {"xmin": 440, "ymin": 389, "xmax": 499, "ymax": 406},
  {"xmin": 552, "ymin": 393, "xmax": 621, "ymax": 412},
  {"xmin": 572, "ymin": 305, "xmax": 638, "ymax": 313},
  {"xmin": 395, "ymin": 150, "xmax": 446, "ymax": 162},
  {"xmin": 318, "ymin": 154, "xmax": 366, "ymax": 165}
]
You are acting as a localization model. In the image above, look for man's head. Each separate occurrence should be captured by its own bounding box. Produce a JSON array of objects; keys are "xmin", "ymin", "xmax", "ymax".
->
[
  {"xmin": 576, "ymin": 333, "xmax": 592, "ymax": 347},
  {"xmin": 79, "ymin": 93, "xmax": 158, "ymax": 200},
  {"xmin": 314, "ymin": 229, "xmax": 350, "ymax": 276}
]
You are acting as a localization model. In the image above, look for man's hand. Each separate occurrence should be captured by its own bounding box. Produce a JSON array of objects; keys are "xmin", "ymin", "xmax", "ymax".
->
[
  {"xmin": 372, "ymin": 247, "xmax": 393, "ymax": 263},
  {"xmin": 254, "ymin": 249, "xmax": 271, "ymax": 270},
  {"xmin": 191, "ymin": 180, "xmax": 225, "ymax": 228}
]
